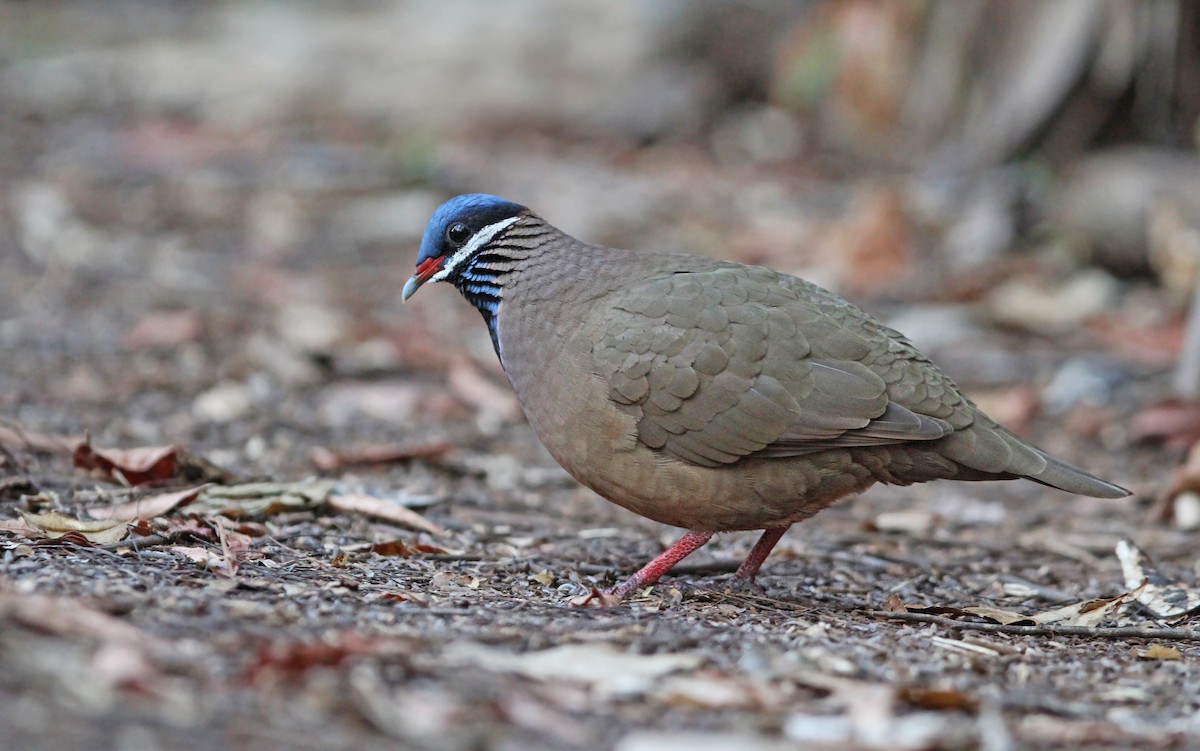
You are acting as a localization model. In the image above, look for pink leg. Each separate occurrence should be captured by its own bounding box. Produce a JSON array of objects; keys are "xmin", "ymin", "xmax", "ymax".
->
[
  {"xmin": 608, "ymin": 530, "xmax": 714, "ymax": 598},
  {"xmin": 729, "ymin": 526, "xmax": 790, "ymax": 588}
]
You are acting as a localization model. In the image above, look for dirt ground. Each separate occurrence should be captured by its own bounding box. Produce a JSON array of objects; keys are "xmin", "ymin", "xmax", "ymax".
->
[{"xmin": 2, "ymin": 3, "xmax": 1199, "ymax": 750}]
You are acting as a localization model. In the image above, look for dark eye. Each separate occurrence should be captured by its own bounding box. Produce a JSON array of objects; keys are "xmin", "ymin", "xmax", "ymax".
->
[{"xmin": 446, "ymin": 222, "xmax": 471, "ymax": 245}]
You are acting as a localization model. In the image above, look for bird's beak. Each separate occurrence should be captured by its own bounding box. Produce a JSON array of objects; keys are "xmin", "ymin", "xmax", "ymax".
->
[{"xmin": 402, "ymin": 257, "xmax": 445, "ymax": 303}]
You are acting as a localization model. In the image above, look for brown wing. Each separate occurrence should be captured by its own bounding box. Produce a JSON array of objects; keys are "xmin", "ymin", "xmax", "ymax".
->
[{"xmin": 592, "ymin": 266, "xmax": 954, "ymax": 468}]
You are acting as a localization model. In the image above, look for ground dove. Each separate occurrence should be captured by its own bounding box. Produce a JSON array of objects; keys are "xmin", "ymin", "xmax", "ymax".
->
[{"xmin": 403, "ymin": 194, "xmax": 1129, "ymax": 598}]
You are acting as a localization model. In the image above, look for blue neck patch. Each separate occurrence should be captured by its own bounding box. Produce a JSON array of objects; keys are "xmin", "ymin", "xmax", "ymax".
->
[{"xmin": 455, "ymin": 256, "xmax": 504, "ymax": 359}]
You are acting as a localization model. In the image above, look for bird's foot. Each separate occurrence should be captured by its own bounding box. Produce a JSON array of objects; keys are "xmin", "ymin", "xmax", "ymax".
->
[{"xmin": 722, "ymin": 574, "xmax": 765, "ymax": 594}]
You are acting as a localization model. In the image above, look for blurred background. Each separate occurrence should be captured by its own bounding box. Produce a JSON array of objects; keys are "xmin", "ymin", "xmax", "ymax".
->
[{"xmin": 1, "ymin": 0, "xmax": 1198, "ymax": 489}]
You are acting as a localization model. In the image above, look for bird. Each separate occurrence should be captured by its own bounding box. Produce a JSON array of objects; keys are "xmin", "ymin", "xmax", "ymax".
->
[{"xmin": 402, "ymin": 193, "xmax": 1129, "ymax": 600}]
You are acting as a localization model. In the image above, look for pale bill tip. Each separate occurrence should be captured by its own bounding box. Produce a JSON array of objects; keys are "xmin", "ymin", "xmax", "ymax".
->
[{"xmin": 401, "ymin": 274, "xmax": 421, "ymax": 303}]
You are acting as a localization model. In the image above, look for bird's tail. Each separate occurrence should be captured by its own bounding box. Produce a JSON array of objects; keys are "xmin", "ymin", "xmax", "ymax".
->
[{"xmin": 936, "ymin": 423, "xmax": 1129, "ymax": 499}]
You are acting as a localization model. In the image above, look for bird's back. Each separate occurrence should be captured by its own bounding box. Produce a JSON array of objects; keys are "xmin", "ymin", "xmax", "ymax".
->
[{"xmin": 492, "ymin": 221, "xmax": 1125, "ymax": 531}]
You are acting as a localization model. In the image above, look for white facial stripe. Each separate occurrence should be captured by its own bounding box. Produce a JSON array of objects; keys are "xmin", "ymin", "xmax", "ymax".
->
[{"xmin": 429, "ymin": 216, "xmax": 520, "ymax": 283}]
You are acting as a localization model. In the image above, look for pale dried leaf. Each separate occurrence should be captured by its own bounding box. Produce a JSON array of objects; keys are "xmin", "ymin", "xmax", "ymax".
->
[
  {"xmin": 873, "ymin": 509, "xmax": 935, "ymax": 535},
  {"xmin": 962, "ymin": 605, "xmax": 1034, "ymax": 626},
  {"xmin": 327, "ymin": 492, "xmax": 445, "ymax": 535},
  {"xmin": 172, "ymin": 545, "xmax": 235, "ymax": 576},
  {"xmin": 0, "ymin": 517, "xmax": 42, "ymax": 538},
  {"xmin": 192, "ymin": 479, "xmax": 336, "ymax": 516},
  {"xmin": 1115, "ymin": 538, "xmax": 1200, "ymax": 618},
  {"xmin": 442, "ymin": 642, "xmax": 702, "ymax": 695},
  {"xmin": 17, "ymin": 510, "xmax": 128, "ymax": 544},
  {"xmin": 87, "ymin": 485, "xmax": 205, "ymax": 521},
  {"xmin": 1028, "ymin": 588, "xmax": 1141, "ymax": 627}
]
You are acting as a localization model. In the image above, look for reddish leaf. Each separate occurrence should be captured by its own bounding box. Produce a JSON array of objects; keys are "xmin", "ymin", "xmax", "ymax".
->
[
  {"xmin": 73, "ymin": 440, "xmax": 180, "ymax": 486},
  {"xmin": 370, "ymin": 540, "xmax": 415, "ymax": 557},
  {"xmin": 242, "ymin": 633, "xmax": 379, "ymax": 683}
]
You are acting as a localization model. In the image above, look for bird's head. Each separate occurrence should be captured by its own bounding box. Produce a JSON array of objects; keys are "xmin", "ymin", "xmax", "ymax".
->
[{"xmin": 402, "ymin": 194, "xmax": 528, "ymax": 302}]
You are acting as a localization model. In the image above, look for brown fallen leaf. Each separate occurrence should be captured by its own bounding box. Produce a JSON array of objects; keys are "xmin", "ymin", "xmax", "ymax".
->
[
  {"xmin": 883, "ymin": 593, "xmax": 908, "ymax": 613},
  {"xmin": 17, "ymin": 510, "xmax": 128, "ymax": 544},
  {"xmin": 310, "ymin": 440, "xmax": 452, "ymax": 471},
  {"xmin": 87, "ymin": 486, "xmax": 205, "ymax": 521},
  {"xmin": 377, "ymin": 591, "xmax": 432, "ymax": 606},
  {"xmin": 897, "ymin": 686, "xmax": 979, "ymax": 712},
  {"xmin": 243, "ymin": 632, "xmax": 390, "ymax": 684},
  {"xmin": 569, "ymin": 587, "xmax": 622, "ymax": 608},
  {"xmin": 327, "ymin": 492, "xmax": 445, "ymax": 536},
  {"xmin": 73, "ymin": 440, "xmax": 180, "ymax": 486},
  {"xmin": 370, "ymin": 540, "xmax": 417, "ymax": 557}
]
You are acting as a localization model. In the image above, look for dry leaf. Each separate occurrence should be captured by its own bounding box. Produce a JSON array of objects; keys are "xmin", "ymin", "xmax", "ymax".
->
[
  {"xmin": 883, "ymin": 593, "xmax": 908, "ymax": 613},
  {"xmin": 244, "ymin": 633, "xmax": 388, "ymax": 684},
  {"xmin": 87, "ymin": 486, "xmax": 205, "ymax": 521},
  {"xmin": 172, "ymin": 545, "xmax": 236, "ymax": 576},
  {"xmin": 0, "ymin": 517, "xmax": 42, "ymax": 538},
  {"xmin": 0, "ymin": 423, "xmax": 78, "ymax": 455},
  {"xmin": 950, "ymin": 587, "xmax": 1143, "ymax": 628},
  {"xmin": 872, "ymin": 509, "xmax": 935, "ymax": 535},
  {"xmin": 327, "ymin": 492, "xmax": 445, "ymax": 536},
  {"xmin": 73, "ymin": 440, "xmax": 180, "ymax": 486},
  {"xmin": 1137, "ymin": 643, "xmax": 1183, "ymax": 661},
  {"xmin": 659, "ymin": 672, "xmax": 770, "ymax": 710},
  {"xmin": 17, "ymin": 510, "xmax": 128, "ymax": 544},
  {"xmin": 311, "ymin": 440, "xmax": 452, "ymax": 471},
  {"xmin": 192, "ymin": 479, "xmax": 335, "ymax": 517},
  {"xmin": 377, "ymin": 591, "xmax": 431, "ymax": 606},
  {"xmin": 961, "ymin": 605, "xmax": 1035, "ymax": 626},
  {"xmin": 370, "ymin": 540, "xmax": 416, "ymax": 557},
  {"xmin": 570, "ymin": 587, "xmax": 622, "ymax": 608},
  {"xmin": 1115, "ymin": 539, "xmax": 1200, "ymax": 618},
  {"xmin": 441, "ymin": 642, "xmax": 703, "ymax": 692},
  {"xmin": 1027, "ymin": 589, "xmax": 1139, "ymax": 627},
  {"xmin": 897, "ymin": 686, "xmax": 979, "ymax": 712}
]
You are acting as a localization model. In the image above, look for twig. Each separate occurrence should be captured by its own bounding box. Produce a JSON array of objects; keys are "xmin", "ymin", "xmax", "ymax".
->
[{"xmin": 872, "ymin": 609, "xmax": 1200, "ymax": 641}]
